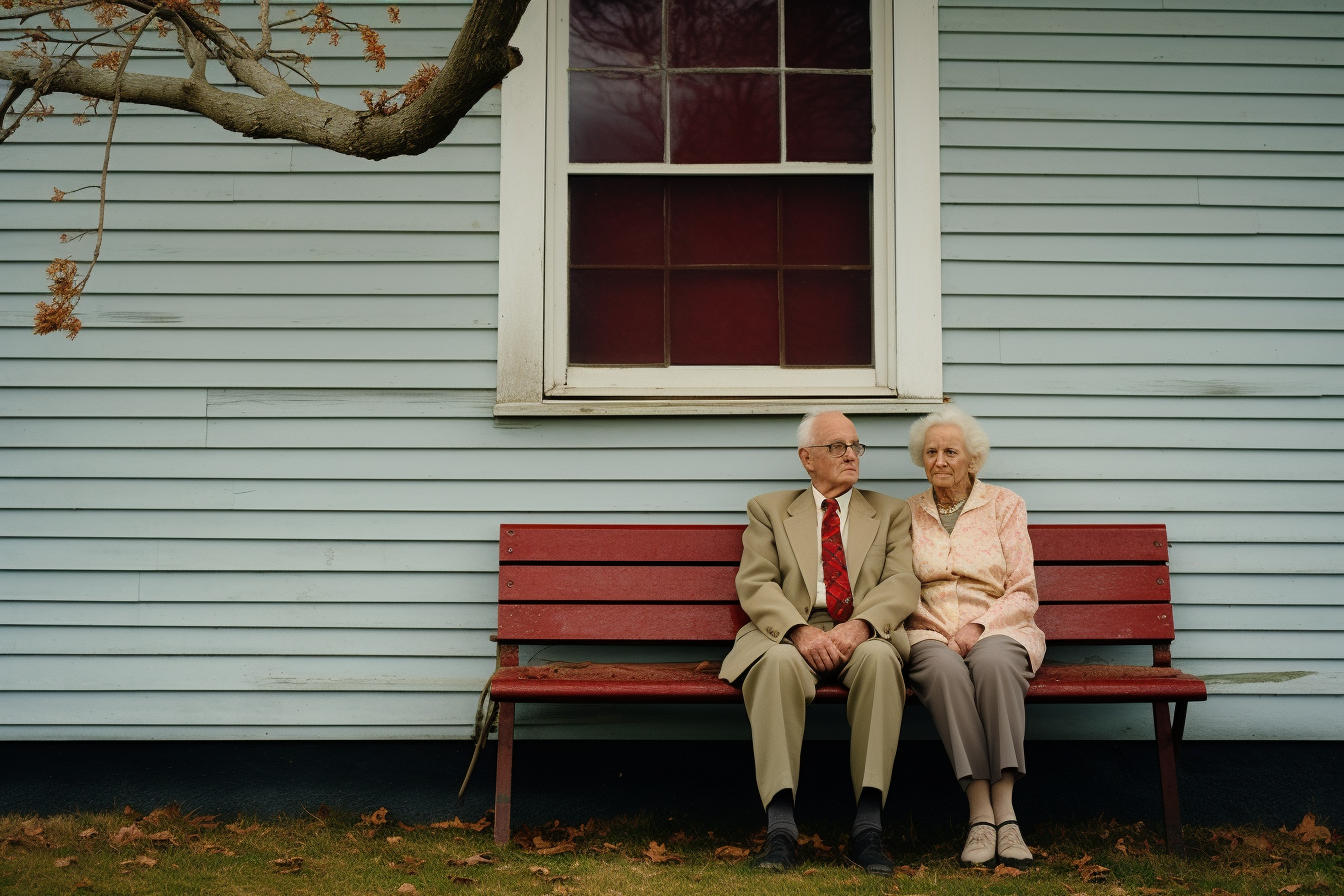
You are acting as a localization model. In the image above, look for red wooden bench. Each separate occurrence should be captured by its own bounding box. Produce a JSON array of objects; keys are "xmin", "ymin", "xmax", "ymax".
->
[{"xmin": 488, "ymin": 523, "xmax": 1206, "ymax": 852}]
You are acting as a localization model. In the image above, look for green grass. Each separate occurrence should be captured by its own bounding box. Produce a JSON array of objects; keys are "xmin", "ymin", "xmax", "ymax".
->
[{"xmin": 2, "ymin": 807, "xmax": 1340, "ymax": 895}]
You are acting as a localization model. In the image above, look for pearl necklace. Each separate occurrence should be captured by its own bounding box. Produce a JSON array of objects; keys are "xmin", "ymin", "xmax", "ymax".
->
[{"xmin": 936, "ymin": 496, "xmax": 966, "ymax": 515}]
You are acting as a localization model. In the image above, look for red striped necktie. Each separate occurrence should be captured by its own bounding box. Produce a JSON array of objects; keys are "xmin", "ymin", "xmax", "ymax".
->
[{"xmin": 820, "ymin": 498, "xmax": 854, "ymax": 623}]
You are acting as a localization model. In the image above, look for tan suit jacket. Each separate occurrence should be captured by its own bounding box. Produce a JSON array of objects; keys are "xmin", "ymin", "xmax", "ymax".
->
[{"xmin": 720, "ymin": 487, "xmax": 921, "ymax": 684}]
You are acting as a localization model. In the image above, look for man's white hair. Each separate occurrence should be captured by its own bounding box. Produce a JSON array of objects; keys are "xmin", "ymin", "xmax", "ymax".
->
[
  {"xmin": 797, "ymin": 408, "xmax": 848, "ymax": 448},
  {"xmin": 907, "ymin": 404, "xmax": 991, "ymax": 473}
]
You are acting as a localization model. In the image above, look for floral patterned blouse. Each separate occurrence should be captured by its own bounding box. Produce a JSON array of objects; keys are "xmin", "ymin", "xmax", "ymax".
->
[{"xmin": 906, "ymin": 479, "xmax": 1046, "ymax": 671}]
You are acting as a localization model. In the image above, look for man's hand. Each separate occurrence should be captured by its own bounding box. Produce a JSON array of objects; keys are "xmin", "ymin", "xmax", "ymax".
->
[
  {"xmin": 788, "ymin": 624, "xmax": 844, "ymax": 673},
  {"xmin": 825, "ymin": 618, "xmax": 873, "ymax": 663},
  {"xmin": 950, "ymin": 622, "xmax": 984, "ymax": 657}
]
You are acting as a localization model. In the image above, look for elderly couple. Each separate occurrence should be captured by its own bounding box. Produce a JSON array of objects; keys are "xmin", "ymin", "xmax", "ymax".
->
[{"xmin": 722, "ymin": 406, "xmax": 1043, "ymax": 874}]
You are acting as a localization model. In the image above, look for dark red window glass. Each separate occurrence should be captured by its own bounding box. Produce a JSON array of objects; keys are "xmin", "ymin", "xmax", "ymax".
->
[
  {"xmin": 570, "ymin": 176, "xmax": 665, "ymax": 266},
  {"xmin": 783, "ymin": 271, "xmax": 872, "ymax": 366},
  {"xmin": 570, "ymin": 0, "xmax": 662, "ymax": 67},
  {"xmin": 782, "ymin": 176, "xmax": 870, "ymax": 266},
  {"xmin": 670, "ymin": 74, "xmax": 778, "ymax": 164},
  {"xmin": 669, "ymin": 178, "xmax": 776, "ymax": 265},
  {"xmin": 670, "ymin": 272, "xmax": 779, "ymax": 365},
  {"xmin": 566, "ymin": 1, "xmax": 877, "ymax": 371},
  {"xmin": 569, "ymin": 269, "xmax": 665, "ymax": 364},
  {"xmin": 786, "ymin": 74, "xmax": 871, "ymax": 163},
  {"xmin": 785, "ymin": 0, "xmax": 870, "ymax": 69},
  {"xmin": 669, "ymin": 0, "xmax": 777, "ymax": 68},
  {"xmin": 570, "ymin": 72, "xmax": 663, "ymax": 163}
]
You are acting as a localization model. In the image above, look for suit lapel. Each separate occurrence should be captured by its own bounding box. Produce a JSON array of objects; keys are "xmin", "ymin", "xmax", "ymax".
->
[
  {"xmin": 846, "ymin": 489, "xmax": 880, "ymax": 585},
  {"xmin": 783, "ymin": 490, "xmax": 818, "ymax": 607}
]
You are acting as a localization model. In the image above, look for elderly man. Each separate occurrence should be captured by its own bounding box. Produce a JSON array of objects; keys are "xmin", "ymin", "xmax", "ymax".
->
[{"xmin": 720, "ymin": 410, "xmax": 920, "ymax": 874}]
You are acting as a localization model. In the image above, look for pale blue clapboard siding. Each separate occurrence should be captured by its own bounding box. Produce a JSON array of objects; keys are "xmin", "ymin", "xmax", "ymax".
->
[{"xmin": 2, "ymin": 1, "xmax": 1342, "ymax": 741}]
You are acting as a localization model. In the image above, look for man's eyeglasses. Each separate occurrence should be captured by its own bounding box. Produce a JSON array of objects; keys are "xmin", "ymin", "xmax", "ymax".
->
[{"xmin": 807, "ymin": 441, "xmax": 866, "ymax": 457}]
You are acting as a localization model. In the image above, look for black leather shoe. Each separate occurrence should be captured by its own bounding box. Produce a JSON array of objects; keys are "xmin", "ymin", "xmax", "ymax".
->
[
  {"xmin": 755, "ymin": 830, "xmax": 797, "ymax": 871},
  {"xmin": 846, "ymin": 827, "xmax": 894, "ymax": 875}
]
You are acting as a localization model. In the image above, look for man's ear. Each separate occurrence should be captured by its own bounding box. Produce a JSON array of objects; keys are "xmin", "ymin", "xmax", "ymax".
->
[{"xmin": 798, "ymin": 446, "xmax": 813, "ymax": 474}]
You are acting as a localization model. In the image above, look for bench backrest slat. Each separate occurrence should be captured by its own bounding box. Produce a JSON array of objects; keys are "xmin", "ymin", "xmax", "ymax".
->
[
  {"xmin": 498, "ymin": 603, "xmax": 748, "ymax": 643},
  {"xmin": 497, "ymin": 523, "xmax": 1175, "ymax": 649}
]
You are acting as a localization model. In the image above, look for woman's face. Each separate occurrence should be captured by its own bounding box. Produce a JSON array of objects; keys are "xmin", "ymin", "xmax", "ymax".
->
[{"xmin": 923, "ymin": 423, "xmax": 973, "ymax": 495}]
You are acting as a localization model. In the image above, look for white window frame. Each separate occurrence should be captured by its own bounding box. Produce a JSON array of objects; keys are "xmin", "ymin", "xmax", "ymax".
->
[{"xmin": 496, "ymin": 0, "xmax": 943, "ymax": 415}]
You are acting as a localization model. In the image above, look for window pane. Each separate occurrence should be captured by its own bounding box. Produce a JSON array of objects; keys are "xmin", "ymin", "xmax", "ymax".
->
[
  {"xmin": 671, "ymin": 74, "xmax": 779, "ymax": 164},
  {"xmin": 570, "ymin": 269, "xmax": 666, "ymax": 364},
  {"xmin": 783, "ymin": 271, "xmax": 872, "ymax": 366},
  {"xmin": 785, "ymin": 0, "xmax": 869, "ymax": 69},
  {"xmin": 670, "ymin": 177, "xmax": 777, "ymax": 265},
  {"xmin": 785, "ymin": 74, "xmax": 871, "ymax": 163},
  {"xmin": 670, "ymin": 271, "xmax": 779, "ymax": 365},
  {"xmin": 669, "ymin": 0, "xmax": 777, "ymax": 68},
  {"xmin": 570, "ymin": 72, "xmax": 664, "ymax": 163},
  {"xmin": 570, "ymin": 0, "xmax": 662, "ymax": 68},
  {"xmin": 782, "ymin": 176, "xmax": 870, "ymax": 266},
  {"xmin": 571, "ymin": 176, "xmax": 665, "ymax": 266}
]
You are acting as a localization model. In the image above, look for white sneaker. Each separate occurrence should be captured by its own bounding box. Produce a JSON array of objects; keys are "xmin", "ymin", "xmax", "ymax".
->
[
  {"xmin": 960, "ymin": 821, "xmax": 997, "ymax": 866},
  {"xmin": 995, "ymin": 820, "xmax": 1033, "ymax": 867}
]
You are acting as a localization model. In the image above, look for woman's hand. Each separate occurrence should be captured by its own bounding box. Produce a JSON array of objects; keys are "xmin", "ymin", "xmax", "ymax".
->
[{"xmin": 951, "ymin": 623, "xmax": 985, "ymax": 657}]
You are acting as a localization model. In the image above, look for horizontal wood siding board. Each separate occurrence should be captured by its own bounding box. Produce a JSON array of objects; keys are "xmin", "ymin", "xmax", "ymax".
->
[{"xmin": 496, "ymin": 604, "xmax": 749, "ymax": 644}]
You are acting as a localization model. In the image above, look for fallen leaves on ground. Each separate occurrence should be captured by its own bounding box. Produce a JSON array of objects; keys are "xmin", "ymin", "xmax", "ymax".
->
[
  {"xmin": 448, "ymin": 853, "xmax": 494, "ymax": 867},
  {"xmin": 397, "ymin": 885, "xmax": 418, "ymax": 895},
  {"xmin": 430, "ymin": 816, "xmax": 490, "ymax": 832},
  {"xmin": 643, "ymin": 840, "xmax": 681, "ymax": 864},
  {"xmin": 78, "ymin": 828, "xmax": 98, "ymax": 839},
  {"xmin": 119, "ymin": 855, "xmax": 157, "ymax": 868},
  {"xmin": 389, "ymin": 855, "xmax": 425, "ymax": 874},
  {"xmin": 994, "ymin": 863, "xmax": 1024, "ymax": 876},
  {"xmin": 54, "ymin": 856, "xmax": 77, "ymax": 867},
  {"xmin": 895, "ymin": 864, "xmax": 926, "ymax": 876},
  {"xmin": 797, "ymin": 832, "xmax": 834, "ymax": 853},
  {"xmin": 1281, "ymin": 886, "xmax": 1303, "ymax": 894},
  {"xmin": 109, "ymin": 825, "xmax": 144, "ymax": 847},
  {"xmin": 225, "ymin": 821, "xmax": 260, "ymax": 835},
  {"xmin": 149, "ymin": 830, "xmax": 179, "ymax": 846},
  {"xmin": 196, "ymin": 843, "xmax": 237, "ymax": 856},
  {"xmin": 361, "ymin": 808, "xmax": 390, "ymax": 827},
  {"xmin": 1073, "ymin": 853, "xmax": 1110, "ymax": 882},
  {"xmin": 272, "ymin": 855, "xmax": 303, "ymax": 874},
  {"xmin": 386, "ymin": 835, "xmax": 404, "ymax": 844},
  {"xmin": 1284, "ymin": 815, "xmax": 1333, "ymax": 844},
  {"xmin": 447, "ymin": 875, "xmax": 477, "ymax": 885},
  {"xmin": 713, "ymin": 844, "xmax": 751, "ymax": 862}
]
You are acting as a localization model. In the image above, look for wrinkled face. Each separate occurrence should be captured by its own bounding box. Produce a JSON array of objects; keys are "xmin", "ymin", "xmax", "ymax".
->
[
  {"xmin": 798, "ymin": 412, "xmax": 861, "ymax": 498},
  {"xmin": 923, "ymin": 423, "xmax": 973, "ymax": 495}
]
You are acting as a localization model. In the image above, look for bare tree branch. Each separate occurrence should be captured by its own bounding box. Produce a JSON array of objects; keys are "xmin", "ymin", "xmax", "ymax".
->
[{"xmin": 2, "ymin": 0, "xmax": 529, "ymax": 158}]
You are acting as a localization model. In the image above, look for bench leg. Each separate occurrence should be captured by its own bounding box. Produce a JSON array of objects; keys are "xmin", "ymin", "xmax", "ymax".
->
[
  {"xmin": 494, "ymin": 701, "xmax": 515, "ymax": 846},
  {"xmin": 1172, "ymin": 701, "xmax": 1189, "ymax": 757},
  {"xmin": 1152, "ymin": 701, "xmax": 1185, "ymax": 856}
]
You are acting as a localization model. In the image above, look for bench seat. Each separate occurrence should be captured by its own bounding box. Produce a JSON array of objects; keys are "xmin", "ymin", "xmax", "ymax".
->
[{"xmin": 490, "ymin": 660, "xmax": 1206, "ymax": 704}]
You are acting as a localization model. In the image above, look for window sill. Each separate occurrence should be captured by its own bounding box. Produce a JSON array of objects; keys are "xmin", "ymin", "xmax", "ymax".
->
[{"xmin": 493, "ymin": 397, "xmax": 946, "ymax": 417}]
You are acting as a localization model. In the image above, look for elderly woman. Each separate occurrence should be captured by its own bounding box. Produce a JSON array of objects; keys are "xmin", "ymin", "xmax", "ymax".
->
[{"xmin": 904, "ymin": 405, "xmax": 1044, "ymax": 868}]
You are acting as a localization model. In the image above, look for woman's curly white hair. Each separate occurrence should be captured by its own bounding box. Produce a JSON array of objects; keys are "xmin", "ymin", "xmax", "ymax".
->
[{"xmin": 907, "ymin": 404, "xmax": 991, "ymax": 474}]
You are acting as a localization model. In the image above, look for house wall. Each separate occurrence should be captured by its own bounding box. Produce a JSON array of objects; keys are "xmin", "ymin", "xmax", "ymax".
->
[{"xmin": 1, "ymin": 0, "xmax": 1340, "ymax": 740}]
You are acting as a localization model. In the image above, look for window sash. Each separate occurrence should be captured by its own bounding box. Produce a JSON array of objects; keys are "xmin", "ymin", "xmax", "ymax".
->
[{"xmin": 545, "ymin": 0, "xmax": 895, "ymax": 398}]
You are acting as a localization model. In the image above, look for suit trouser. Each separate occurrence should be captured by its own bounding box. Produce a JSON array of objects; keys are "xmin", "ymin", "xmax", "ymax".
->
[
  {"xmin": 905, "ymin": 635, "xmax": 1032, "ymax": 789},
  {"xmin": 740, "ymin": 610, "xmax": 906, "ymax": 808}
]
